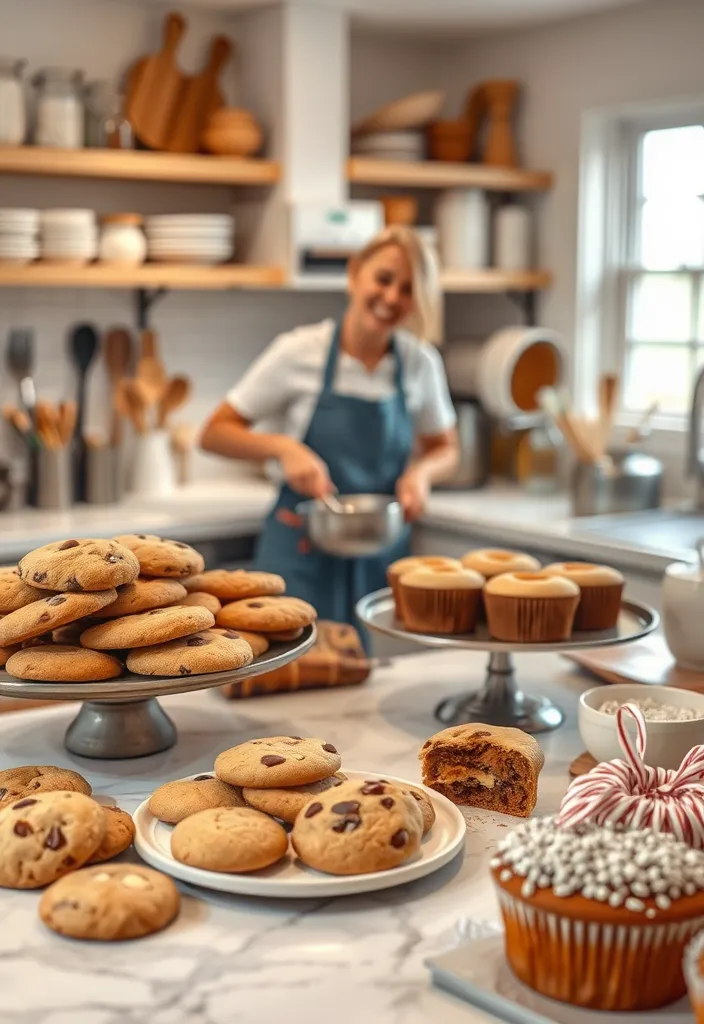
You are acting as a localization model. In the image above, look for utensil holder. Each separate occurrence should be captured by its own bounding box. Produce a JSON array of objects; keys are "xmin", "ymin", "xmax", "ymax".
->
[
  {"xmin": 86, "ymin": 446, "xmax": 122, "ymax": 504},
  {"xmin": 570, "ymin": 449, "xmax": 663, "ymax": 517},
  {"xmin": 130, "ymin": 430, "xmax": 175, "ymax": 498},
  {"xmin": 36, "ymin": 446, "xmax": 73, "ymax": 510}
]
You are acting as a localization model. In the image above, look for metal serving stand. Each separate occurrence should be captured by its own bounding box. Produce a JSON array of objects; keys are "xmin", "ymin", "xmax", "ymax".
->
[
  {"xmin": 0, "ymin": 626, "xmax": 316, "ymax": 759},
  {"xmin": 356, "ymin": 590, "xmax": 658, "ymax": 733}
]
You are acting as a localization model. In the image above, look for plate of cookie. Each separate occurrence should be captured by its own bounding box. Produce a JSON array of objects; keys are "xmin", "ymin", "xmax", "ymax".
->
[{"xmin": 133, "ymin": 741, "xmax": 466, "ymax": 898}]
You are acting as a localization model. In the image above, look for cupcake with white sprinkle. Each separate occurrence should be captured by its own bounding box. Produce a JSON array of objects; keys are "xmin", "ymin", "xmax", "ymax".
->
[{"xmin": 490, "ymin": 817, "xmax": 704, "ymax": 1011}]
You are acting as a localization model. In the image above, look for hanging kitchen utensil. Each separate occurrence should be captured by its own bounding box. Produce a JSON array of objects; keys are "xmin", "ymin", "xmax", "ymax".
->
[
  {"xmin": 5, "ymin": 328, "xmax": 35, "ymax": 422},
  {"xmin": 598, "ymin": 372, "xmax": 619, "ymax": 456},
  {"xmin": 157, "ymin": 375, "xmax": 192, "ymax": 428},
  {"xmin": 116, "ymin": 379, "xmax": 148, "ymax": 435},
  {"xmin": 104, "ymin": 327, "xmax": 132, "ymax": 447},
  {"xmin": 69, "ymin": 322, "xmax": 99, "ymax": 501},
  {"xmin": 140, "ymin": 328, "xmax": 158, "ymax": 360},
  {"xmin": 124, "ymin": 11, "xmax": 187, "ymax": 151},
  {"xmin": 137, "ymin": 355, "xmax": 167, "ymax": 411},
  {"xmin": 165, "ymin": 35, "xmax": 231, "ymax": 153}
]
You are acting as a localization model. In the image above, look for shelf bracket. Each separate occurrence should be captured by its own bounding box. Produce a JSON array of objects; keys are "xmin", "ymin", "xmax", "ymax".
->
[
  {"xmin": 135, "ymin": 287, "xmax": 168, "ymax": 330},
  {"xmin": 506, "ymin": 290, "xmax": 537, "ymax": 327}
]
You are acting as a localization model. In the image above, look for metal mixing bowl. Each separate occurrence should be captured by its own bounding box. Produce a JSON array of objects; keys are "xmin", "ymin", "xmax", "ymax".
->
[{"xmin": 296, "ymin": 494, "xmax": 405, "ymax": 557}]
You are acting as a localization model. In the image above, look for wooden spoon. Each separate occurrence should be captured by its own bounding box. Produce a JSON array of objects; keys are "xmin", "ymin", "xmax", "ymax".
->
[
  {"xmin": 116, "ymin": 379, "xmax": 148, "ymax": 435},
  {"xmin": 57, "ymin": 401, "xmax": 77, "ymax": 447},
  {"xmin": 598, "ymin": 373, "xmax": 619, "ymax": 457},
  {"xmin": 157, "ymin": 376, "xmax": 192, "ymax": 428},
  {"xmin": 104, "ymin": 328, "xmax": 132, "ymax": 447},
  {"xmin": 136, "ymin": 356, "xmax": 167, "ymax": 409}
]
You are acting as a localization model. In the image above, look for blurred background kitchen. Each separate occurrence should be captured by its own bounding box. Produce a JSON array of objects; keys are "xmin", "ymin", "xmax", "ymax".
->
[{"xmin": 0, "ymin": 0, "xmax": 701, "ymax": 621}]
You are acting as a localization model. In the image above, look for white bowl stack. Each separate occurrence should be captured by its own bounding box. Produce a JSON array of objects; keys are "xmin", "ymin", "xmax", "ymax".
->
[
  {"xmin": 144, "ymin": 214, "xmax": 235, "ymax": 265},
  {"xmin": 40, "ymin": 209, "xmax": 98, "ymax": 264},
  {"xmin": 0, "ymin": 209, "xmax": 40, "ymax": 265},
  {"xmin": 351, "ymin": 131, "xmax": 425, "ymax": 163}
]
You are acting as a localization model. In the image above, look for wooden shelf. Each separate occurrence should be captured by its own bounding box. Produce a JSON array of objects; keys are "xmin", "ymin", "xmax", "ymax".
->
[
  {"xmin": 441, "ymin": 269, "xmax": 552, "ymax": 292},
  {"xmin": 347, "ymin": 157, "xmax": 553, "ymax": 192},
  {"xmin": 0, "ymin": 262, "xmax": 285, "ymax": 290},
  {"xmin": 0, "ymin": 146, "xmax": 280, "ymax": 186}
]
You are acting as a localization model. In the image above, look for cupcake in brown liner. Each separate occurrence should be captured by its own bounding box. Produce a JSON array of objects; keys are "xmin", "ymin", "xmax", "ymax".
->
[
  {"xmin": 684, "ymin": 930, "xmax": 704, "ymax": 1023},
  {"xmin": 386, "ymin": 556, "xmax": 461, "ymax": 621},
  {"xmin": 461, "ymin": 548, "xmax": 540, "ymax": 578},
  {"xmin": 484, "ymin": 571, "xmax": 579, "ymax": 643},
  {"xmin": 543, "ymin": 561, "xmax": 624, "ymax": 630},
  {"xmin": 491, "ymin": 817, "xmax": 704, "ymax": 1011},
  {"xmin": 398, "ymin": 566, "xmax": 484, "ymax": 634}
]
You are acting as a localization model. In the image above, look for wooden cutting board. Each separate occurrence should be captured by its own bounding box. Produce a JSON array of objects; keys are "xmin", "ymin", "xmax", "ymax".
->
[
  {"xmin": 565, "ymin": 633, "xmax": 704, "ymax": 693},
  {"xmin": 125, "ymin": 11, "xmax": 187, "ymax": 151},
  {"xmin": 165, "ymin": 35, "xmax": 232, "ymax": 153}
]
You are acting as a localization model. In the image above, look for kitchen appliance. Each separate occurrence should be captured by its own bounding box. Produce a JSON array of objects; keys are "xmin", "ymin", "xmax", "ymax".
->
[
  {"xmin": 296, "ymin": 494, "xmax": 404, "ymax": 557},
  {"xmin": 289, "ymin": 203, "xmax": 383, "ymax": 284},
  {"xmin": 570, "ymin": 448, "xmax": 663, "ymax": 517},
  {"xmin": 438, "ymin": 397, "xmax": 491, "ymax": 490},
  {"xmin": 0, "ymin": 58, "xmax": 26, "ymax": 144}
]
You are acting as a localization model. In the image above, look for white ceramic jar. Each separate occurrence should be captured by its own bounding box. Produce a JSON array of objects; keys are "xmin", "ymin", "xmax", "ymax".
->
[
  {"xmin": 662, "ymin": 560, "xmax": 704, "ymax": 670},
  {"xmin": 0, "ymin": 58, "xmax": 26, "ymax": 145},
  {"xmin": 435, "ymin": 188, "xmax": 489, "ymax": 269},
  {"xmin": 495, "ymin": 204, "xmax": 531, "ymax": 269},
  {"xmin": 99, "ymin": 214, "xmax": 146, "ymax": 265}
]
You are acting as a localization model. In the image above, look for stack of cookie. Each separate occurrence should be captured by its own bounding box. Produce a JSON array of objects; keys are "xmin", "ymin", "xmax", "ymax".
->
[
  {"xmin": 0, "ymin": 764, "xmax": 178, "ymax": 941},
  {"xmin": 149, "ymin": 736, "xmax": 437, "ymax": 877},
  {"xmin": 0, "ymin": 536, "xmax": 316, "ymax": 683}
]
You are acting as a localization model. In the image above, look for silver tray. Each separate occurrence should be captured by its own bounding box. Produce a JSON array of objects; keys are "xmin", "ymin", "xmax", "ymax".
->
[
  {"xmin": 356, "ymin": 589, "xmax": 658, "ymax": 734},
  {"xmin": 0, "ymin": 625, "xmax": 316, "ymax": 760}
]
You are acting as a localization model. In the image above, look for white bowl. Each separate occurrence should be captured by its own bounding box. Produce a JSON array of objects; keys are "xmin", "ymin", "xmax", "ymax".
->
[
  {"xmin": 578, "ymin": 683, "xmax": 704, "ymax": 770},
  {"xmin": 40, "ymin": 209, "xmax": 96, "ymax": 228}
]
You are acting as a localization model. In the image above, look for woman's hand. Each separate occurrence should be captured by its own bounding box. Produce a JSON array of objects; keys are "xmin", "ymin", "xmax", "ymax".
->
[
  {"xmin": 396, "ymin": 466, "xmax": 430, "ymax": 523},
  {"xmin": 279, "ymin": 439, "xmax": 333, "ymax": 498}
]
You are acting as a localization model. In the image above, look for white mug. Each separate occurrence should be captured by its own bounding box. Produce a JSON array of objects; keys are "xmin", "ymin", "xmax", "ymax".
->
[
  {"xmin": 662, "ymin": 560, "xmax": 704, "ymax": 670},
  {"xmin": 130, "ymin": 431, "xmax": 175, "ymax": 498}
]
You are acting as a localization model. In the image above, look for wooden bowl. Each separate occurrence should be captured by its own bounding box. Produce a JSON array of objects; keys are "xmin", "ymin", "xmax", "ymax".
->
[
  {"xmin": 352, "ymin": 90, "xmax": 445, "ymax": 136},
  {"xmin": 427, "ymin": 120, "xmax": 472, "ymax": 163},
  {"xmin": 202, "ymin": 109, "xmax": 263, "ymax": 157},
  {"xmin": 380, "ymin": 195, "xmax": 418, "ymax": 226}
]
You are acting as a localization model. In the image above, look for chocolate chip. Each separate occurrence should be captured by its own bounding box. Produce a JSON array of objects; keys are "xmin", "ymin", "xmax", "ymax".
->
[
  {"xmin": 174, "ymin": 543, "xmax": 188, "ymax": 549},
  {"xmin": 332, "ymin": 778, "xmax": 343, "ymax": 787},
  {"xmin": 248, "ymin": 601, "xmax": 264, "ymax": 608},
  {"xmin": 45, "ymin": 825, "xmax": 66, "ymax": 850},
  {"xmin": 137, "ymin": 535, "xmax": 148, "ymax": 540},
  {"xmin": 194, "ymin": 775, "xmax": 212, "ymax": 781},
  {"xmin": 381, "ymin": 797, "xmax": 395, "ymax": 809},
  {"xmin": 322, "ymin": 743, "xmax": 337, "ymax": 754},
  {"xmin": 473, "ymin": 731, "xmax": 491, "ymax": 738},
  {"xmin": 332, "ymin": 815, "xmax": 361, "ymax": 833},
  {"xmin": 0, "ymin": 788, "xmax": 7, "ymax": 801},
  {"xmin": 331, "ymin": 801, "xmax": 360, "ymax": 815},
  {"xmin": 12, "ymin": 799, "xmax": 37, "ymax": 809},
  {"xmin": 62, "ymin": 856, "xmax": 75, "ymax": 867},
  {"xmin": 261, "ymin": 755, "xmax": 286, "ymax": 767},
  {"xmin": 222, "ymin": 630, "xmax": 241, "ymax": 639},
  {"xmin": 178, "ymin": 665, "xmax": 192, "ymax": 676},
  {"xmin": 304, "ymin": 802, "xmax": 323, "ymax": 818},
  {"xmin": 186, "ymin": 637, "xmax": 208, "ymax": 647},
  {"xmin": 390, "ymin": 829, "xmax": 408, "ymax": 848},
  {"xmin": 33, "ymin": 572, "xmax": 48, "ymax": 584},
  {"xmin": 65, "ymin": 577, "xmax": 83, "ymax": 592},
  {"xmin": 289, "ymin": 736, "xmax": 303, "ymax": 740},
  {"xmin": 47, "ymin": 595, "xmax": 66, "ymax": 606},
  {"xmin": 410, "ymin": 791, "xmax": 422, "ymax": 802},
  {"xmin": 105, "ymin": 554, "xmax": 118, "ymax": 564},
  {"xmin": 361, "ymin": 782, "xmax": 385, "ymax": 795},
  {"xmin": 149, "ymin": 609, "xmax": 165, "ymax": 615},
  {"xmin": 38, "ymin": 612, "xmax": 50, "ymax": 623},
  {"xmin": 13, "ymin": 821, "xmax": 32, "ymax": 836},
  {"xmin": 58, "ymin": 540, "xmax": 80, "ymax": 550}
]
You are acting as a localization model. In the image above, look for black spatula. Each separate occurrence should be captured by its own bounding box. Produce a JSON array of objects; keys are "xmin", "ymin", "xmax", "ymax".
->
[{"xmin": 69, "ymin": 323, "xmax": 99, "ymax": 501}]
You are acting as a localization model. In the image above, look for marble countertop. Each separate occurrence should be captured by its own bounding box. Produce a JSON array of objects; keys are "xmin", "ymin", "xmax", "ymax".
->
[{"xmin": 0, "ymin": 648, "xmax": 594, "ymax": 1024}]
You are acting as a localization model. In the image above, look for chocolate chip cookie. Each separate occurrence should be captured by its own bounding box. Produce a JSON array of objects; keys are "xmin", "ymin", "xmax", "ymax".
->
[
  {"xmin": 0, "ymin": 766, "xmax": 91, "ymax": 810},
  {"xmin": 171, "ymin": 807, "xmax": 288, "ymax": 873},
  {"xmin": 39, "ymin": 863, "xmax": 180, "ymax": 940},
  {"xmin": 291, "ymin": 778, "xmax": 423, "ymax": 875},
  {"xmin": 214, "ymin": 736, "xmax": 341, "ymax": 789},
  {"xmin": 0, "ymin": 569, "xmax": 45, "ymax": 613},
  {"xmin": 215, "ymin": 596, "xmax": 316, "ymax": 633},
  {"xmin": 18, "ymin": 539, "xmax": 139, "ymax": 593},
  {"xmin": 242, "ymin": 772, "xmax": 347, "ymax": 824},
  {"xmin": 126, "ymin": 628, "xmax": 252, "ymax": 677},
  {"xmin": 6, "ymin": 645, "xmax": 123, "ymax": 682},
  {"xmin": 86, "ymin": 807, "xmax": 135, "ymax": 864},
  {"xmin": 80, "ymin": 605, "xmax": 215, "ymax": 650},
  {"xmin": 211, "ymin": 628, "xmax": 269, "ymax": 658},
  {"xmin": 0, "ymin": 790, "xmax": 106, "ymax": 888},
  {"xmin": 91, "ymin": 578, "xmax": 187, "ymax": 619},
  {"xmin": 0, "ymin": 589, "xmax": 118, "ymax": 647},
  {"xmin": 113, "ymin": 535, "xmax": 205, "ymax": 579},
  {"xmin": 175, "ymin": 591, "xmax": 222, "ymax": 615},
  {"xmin": 184, "ymin": 569, "xmax": 285, "ymax": 600},
  {"xmin": 149, "ymin": 776, "xmax": 245, "ymax": 824}
]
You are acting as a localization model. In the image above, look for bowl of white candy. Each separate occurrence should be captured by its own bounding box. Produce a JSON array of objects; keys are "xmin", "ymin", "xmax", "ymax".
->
[{"xmin": 579, "ymin": 684, "xmax": 704, "ymax": 770}]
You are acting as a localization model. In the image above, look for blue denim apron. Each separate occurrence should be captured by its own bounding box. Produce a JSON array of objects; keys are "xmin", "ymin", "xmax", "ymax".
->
[{"xmin": 253, "ymin": 322, "xmax": 413, "ymax": 626}]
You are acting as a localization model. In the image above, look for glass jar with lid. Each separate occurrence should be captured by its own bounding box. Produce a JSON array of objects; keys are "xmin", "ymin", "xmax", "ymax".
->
[
  {"xmin": 84, "ymin": 80, "xmax": 132, "ymax": 149},
  {"xmin": 33, "ymin": 67, "xmax": 84, "ymax": 148},
  {"xmin": 0, "ymin": 58, "xmax": 27, "ymax": 144}
]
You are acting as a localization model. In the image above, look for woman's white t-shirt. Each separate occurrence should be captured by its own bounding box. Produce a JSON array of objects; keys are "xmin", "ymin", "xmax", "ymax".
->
[{"xmin": 226, "ymin": 318, "xmax": 457, "ymax": 440}]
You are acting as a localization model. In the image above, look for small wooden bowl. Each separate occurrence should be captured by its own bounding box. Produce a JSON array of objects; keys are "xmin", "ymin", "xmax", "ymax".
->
[
  {"xmin": 202, "ymin": 109, "xmax": 263, "ymax": 157},
  {"xmin": 380, "ymin": 195, "xmax": 418, "ymax": 226},
  {"xmin": 427, "ymin": 120, "xmax": 472, "ymax": 163}
]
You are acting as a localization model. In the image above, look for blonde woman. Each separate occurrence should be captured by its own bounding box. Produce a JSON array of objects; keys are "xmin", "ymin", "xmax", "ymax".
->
[{"xmin": 201, "ymin": 226, "xmax": 459, "ymax": 625}]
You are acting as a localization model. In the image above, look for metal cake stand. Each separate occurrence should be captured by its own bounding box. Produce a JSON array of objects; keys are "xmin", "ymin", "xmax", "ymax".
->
[
  {"xmin": 0, "ymin": 626, "xmax": 316, "ymax": 760},
  {"xmin": 356, "ymin": 590, "xmax": 659, "ymax": 734}
]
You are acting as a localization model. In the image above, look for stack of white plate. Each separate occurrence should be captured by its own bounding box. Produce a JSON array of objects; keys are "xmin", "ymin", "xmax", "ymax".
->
[
  {"xmin": 351, "ymin": 131, "xmax": 426, "ymax": 162},
  {"xmin": 144, "ymin": 214, "xmax": 234, "ymax": 265},
  {"xmin": 0, "ymin": 209, "xmax": 40, "ymax": 265},
  {"xmin": 40, "ymin": 209, "xmax": 98, "ymax": 264}
]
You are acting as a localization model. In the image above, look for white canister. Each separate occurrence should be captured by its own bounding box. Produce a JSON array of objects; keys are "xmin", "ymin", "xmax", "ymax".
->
[
  {"xmin": 130, "ymin": 431, "xmax": 176, "ymax": 498},
  {"xmin": 33, "ymin": 68, "xmax": 84, "ymax": 148},
  {"xmin": 435, "ymin": 189, "xmax": 489, "ymax": 269},
  {"xmin": 495, "ymin": 204, "xmax": 531, "ymax": 270},
  {"xmin": 663, "ymin": 560, "xmax": 704, "ymax": 670},
  {"xmin": 0, "ymin": 58, "xmax": 26, "ymax": 145},
  {"xmin": 99, "ymin": 214, "xmax": 146, "ymax": 265}
]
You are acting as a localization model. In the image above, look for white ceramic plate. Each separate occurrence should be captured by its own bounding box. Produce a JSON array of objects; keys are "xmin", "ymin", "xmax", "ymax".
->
[
  {"xmin": 133, "ymin": 769, "xmax": 466, "ymax": 898},
  {"xmin": 146, "ymin": 215, "xmax": 233, "ymax": 230},
  {"xmin": 145, "ymin": 225, "xmax": 234, "ymax": 240},
  {"xmin": 147, "ymin": 242, "xmax": 233, "ymax": 255}
]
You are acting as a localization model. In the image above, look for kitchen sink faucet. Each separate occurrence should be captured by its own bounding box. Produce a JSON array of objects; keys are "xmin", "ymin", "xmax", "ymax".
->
[{"xmin": 687, "ymin": 364, "xmax": 704, "ymax": 508}]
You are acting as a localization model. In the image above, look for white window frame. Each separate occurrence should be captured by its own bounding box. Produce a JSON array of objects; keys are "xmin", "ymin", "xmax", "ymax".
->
[{"xmin": 575, "ymin": 95, "xmax": 704, "ymax": 447}]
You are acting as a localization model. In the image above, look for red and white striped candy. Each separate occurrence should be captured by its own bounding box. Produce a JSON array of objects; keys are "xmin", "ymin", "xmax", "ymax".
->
[{"xmin": 557, "ymin": 703, "xmax": 704, "ymax": 848}]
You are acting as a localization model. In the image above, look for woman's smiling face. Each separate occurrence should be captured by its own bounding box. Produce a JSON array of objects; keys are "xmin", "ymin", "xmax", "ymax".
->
[{"xmin": 347, "ymin": 243, "xmax": 416, "ymax": 340}]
